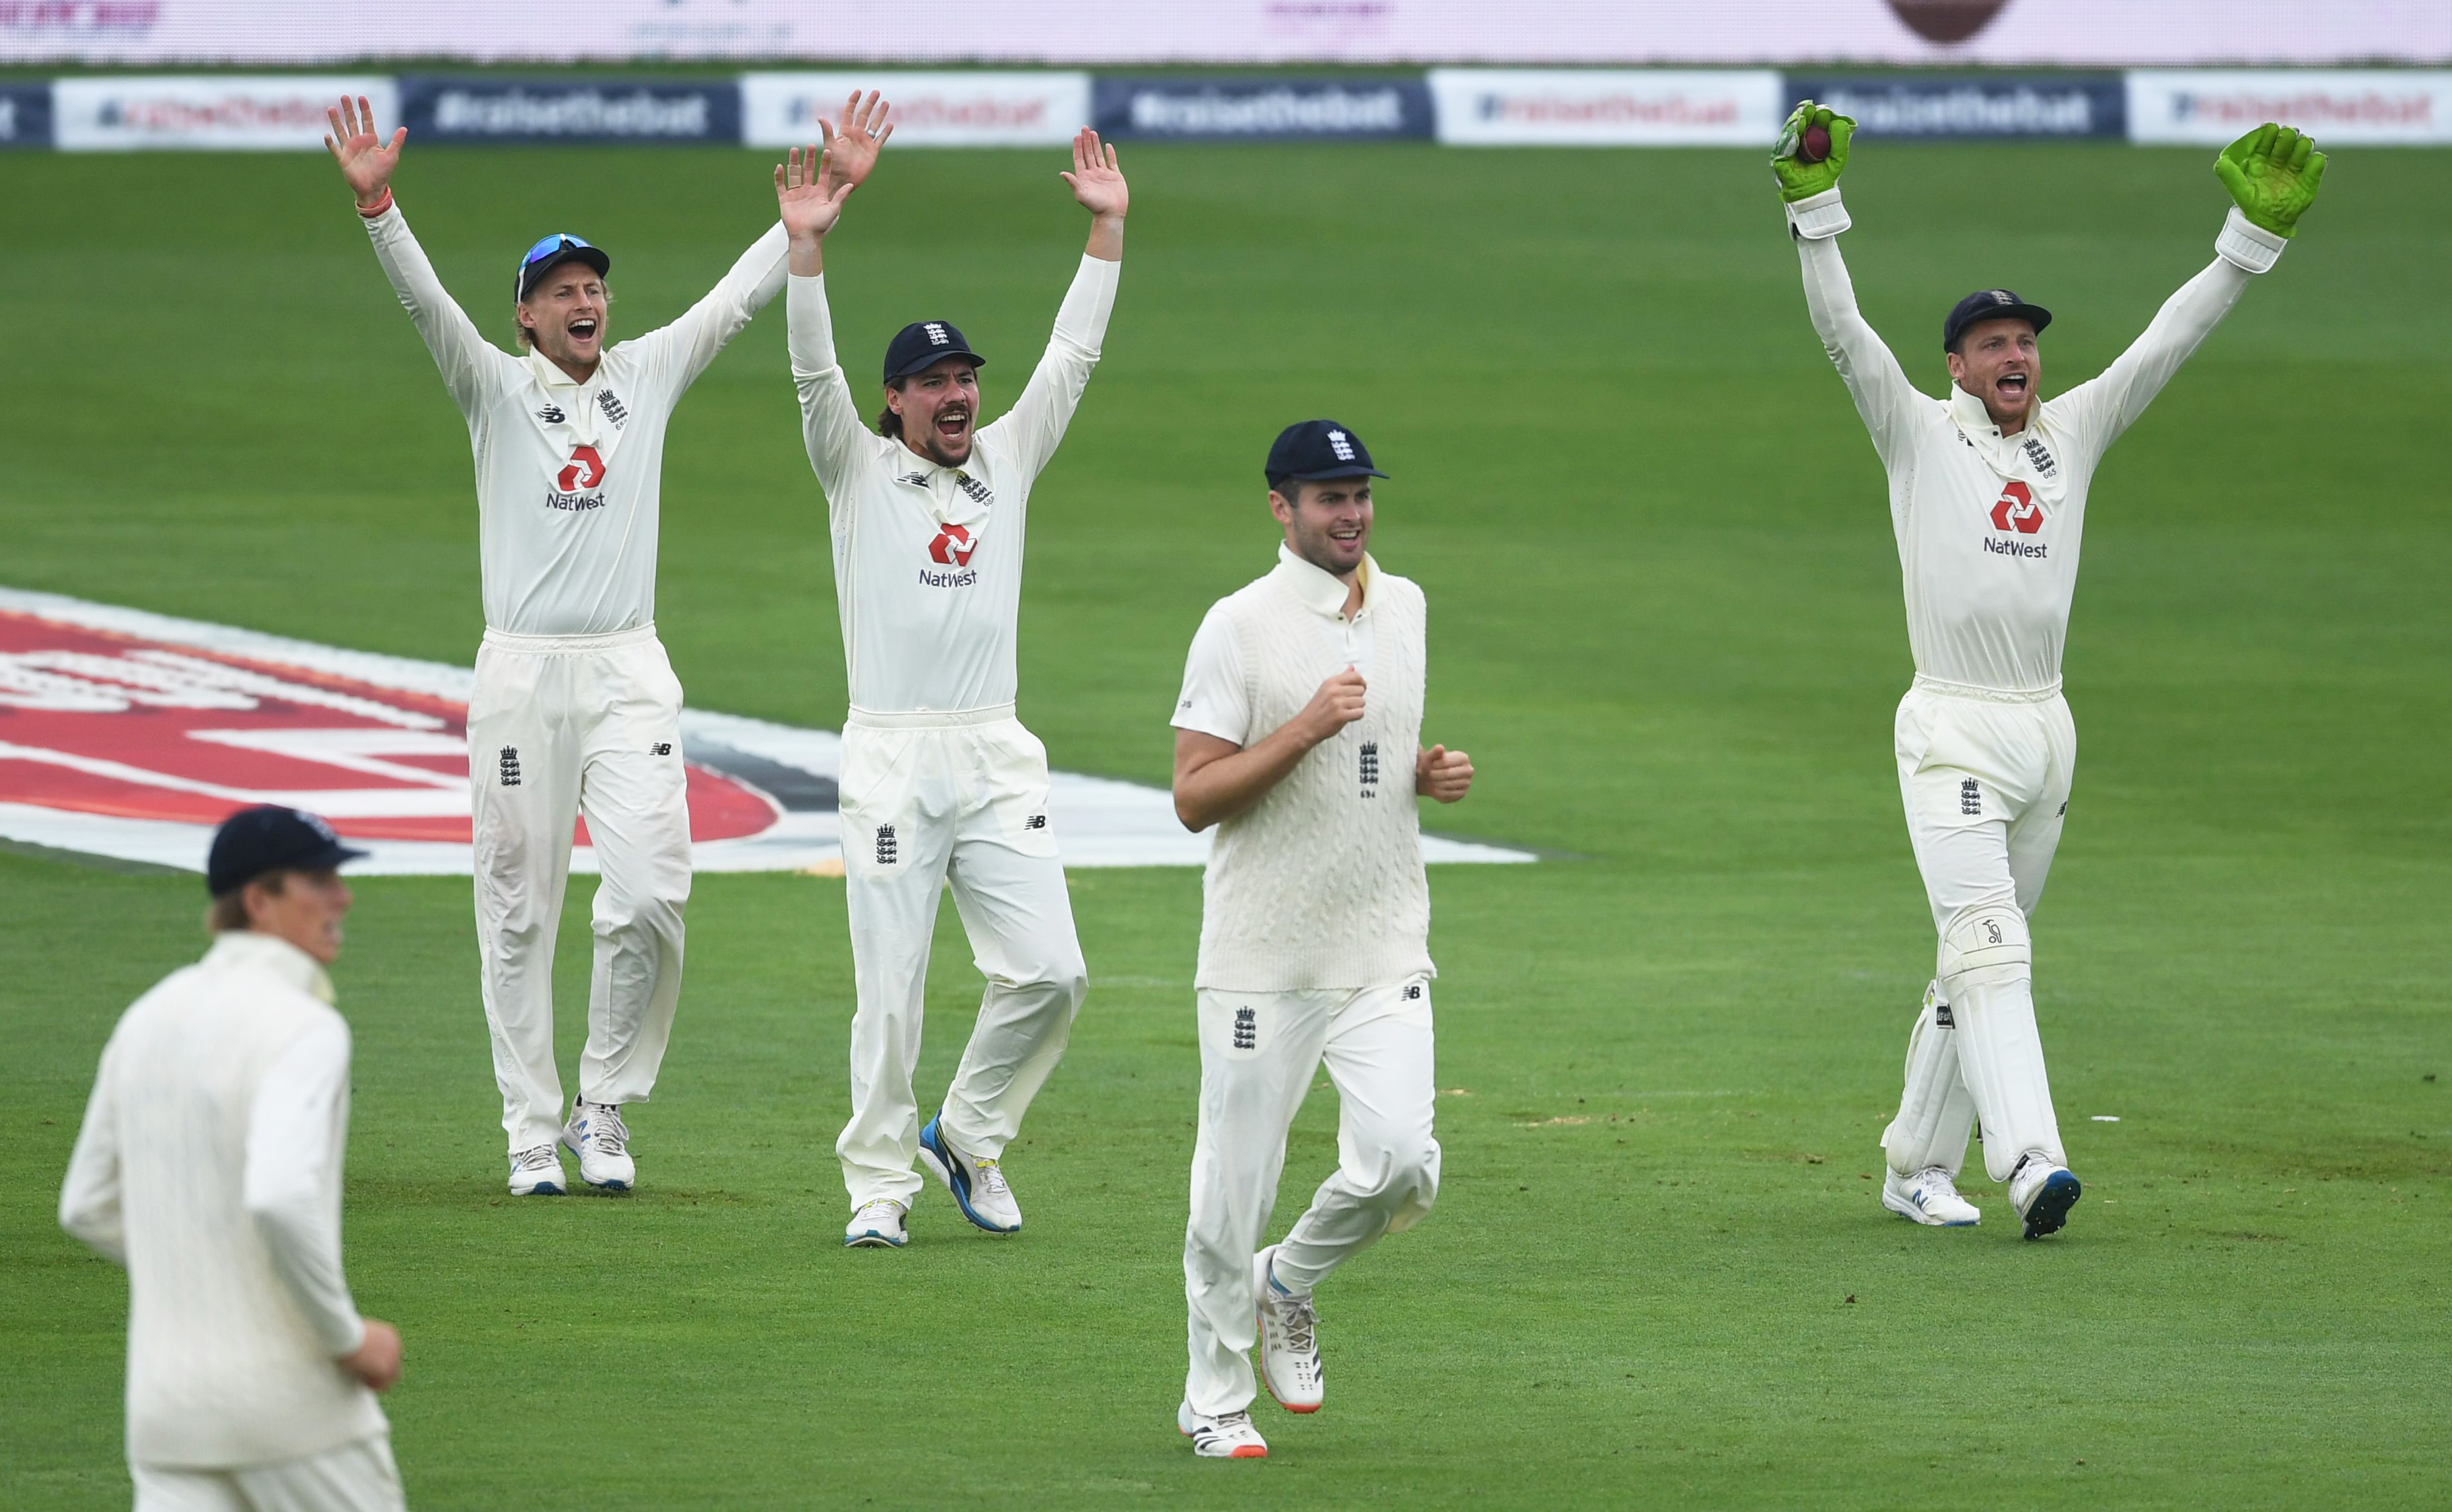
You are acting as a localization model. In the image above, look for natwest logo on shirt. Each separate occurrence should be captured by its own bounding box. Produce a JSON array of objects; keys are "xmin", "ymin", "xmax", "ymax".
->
[
  {"xmin": 928, "ymin": 522, "xmax": 977, "ymax": 566},
  {"xmin": 1989, "ymin": 479, "xmax": 2043, "ymax": 534},
  {"xmin": 548, "ymin": 444, "xmax": 608, "ymax": 511}
]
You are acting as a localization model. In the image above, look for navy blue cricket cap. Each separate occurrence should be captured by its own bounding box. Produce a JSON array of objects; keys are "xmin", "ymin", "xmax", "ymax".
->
[
  {"xmin": 1943, "ymin": 288, "xmax": 2052, "ymax": 352},
  {"xmin": 883, "ymin": 320, "xmax": 985, "ymax": 384},
  {"xmin": 1265, "ymin": 419, "xmax": 1387, "ymax": 486},
  {"xmin": 207, "ymin": 806, "xmax": 366, "ymax": 896},
  {"xmin": 515, "ymin": 232, "xmax": 611, "ymax": 303}
]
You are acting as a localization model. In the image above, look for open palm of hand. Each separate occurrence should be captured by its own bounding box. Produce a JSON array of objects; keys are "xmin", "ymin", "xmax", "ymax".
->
[
  {"xmin": 324, "ymin": 94, "xmax": 404, "ymax": 205},
  {"xmin": 775, "ymin": 143, "xmax": 856, "ymax": 240},
  {"xmin": 822, "ymin": 90, "xmax": 892, "ymax": 196},
  {"xmin": 1062, "ymin": 128, "xmax": 1128, "ymax": 219}
]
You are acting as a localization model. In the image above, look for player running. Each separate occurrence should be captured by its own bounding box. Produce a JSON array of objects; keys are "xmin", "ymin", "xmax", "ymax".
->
[
  {"xmin": 1774, "ymin": 108, "xmax": 2328, "ymax": 1238},
  {"xmin": 326, "ymin": 95, "xmax": 804, "ymax": 1196},
  {"xmin": 1168, "ymin": 421, "xmax": 1474, "ymax": 1458},
  {"xmin": 777, "ymin": 101, "xmax": 1126, "ymax": 1248}
]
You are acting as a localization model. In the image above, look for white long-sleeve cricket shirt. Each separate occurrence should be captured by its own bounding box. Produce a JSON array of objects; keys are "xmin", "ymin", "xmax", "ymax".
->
[
  {"xmin": 789, "ymin": 254, "xmax": 1120, "ymax": 715},
  {"xmin": 59, "ymin": 930, "xmax": 386, "ymax": 1469},
  {"xmin": 1791, "ymin": 190, "xmax": 2286, "ymax": 695},
  {"xmin": 363, "ymin": 203, "xmax": 789, "ymax": 637}
]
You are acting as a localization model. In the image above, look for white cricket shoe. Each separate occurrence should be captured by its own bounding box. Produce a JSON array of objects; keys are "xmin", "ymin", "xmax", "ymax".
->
[
  {"xmin": 2009, "ymin": 1155, "xmax": 2083, "ymax": 1240},
  {"xmin": 1252, "ymin": 1245, "xmax": 1324, "ymax": 1412},
  {"xmin": 844, "ymin": 1199, "xmax": 908, "ymax": 1248},
  {"xmin": 1883, "ymin": 1166, "xmax": 1981, "ymax": 1227},
  {"xmin": 508, "ymin": 1144, "xmax": 566, "ymax": 1196},
  {"xmin": 917, "ymin": 1113, "xmax": 1021, "ymax": 1233},
  {"xmin": 561, "ymin": 1098, "xmax": 635, "ymax": 1191},
  {"xmin": 1177, "ymin": 1401, "xmax": 1268, "ymax": 1459}
]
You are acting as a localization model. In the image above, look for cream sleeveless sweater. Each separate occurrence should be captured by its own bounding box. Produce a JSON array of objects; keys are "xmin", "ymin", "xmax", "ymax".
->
[{"xmin": 1197, "ymin": 565, "xmax": 1434, "ymax": 992}]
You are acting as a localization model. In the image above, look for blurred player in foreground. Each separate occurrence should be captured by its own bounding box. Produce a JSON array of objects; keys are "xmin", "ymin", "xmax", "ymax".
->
[
  {"xmin": 1168, "ymin": 421, "xmax": 1474, "ymax": 1457},
  {"xmin": 1774, "ymin": 107, "xmax": 2327, "ymax": 1237},
  {"xmin": 62, "ymin": 806, "xmax": 406, "ymax": 1510},
  {"xmin": 779, "ymin": 99, "xmax": 1127, "ymax": 1248},
  {"xmin": 326, "ymin": 95, "xmax": 798, "ymax": 1196}
]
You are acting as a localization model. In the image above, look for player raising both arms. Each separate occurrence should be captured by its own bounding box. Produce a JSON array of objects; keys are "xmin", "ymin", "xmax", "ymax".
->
[
  {"xmin": 326, "ymin": 96, "xmax": 826, "ymax": 1197},
  {"xmin": 1774, "ymin": 108, "xmax": 2327, "ymax": 1238},
  {"xmin": 778, "ymin": 100, "xmax": 1126, "ymax": 1248}
]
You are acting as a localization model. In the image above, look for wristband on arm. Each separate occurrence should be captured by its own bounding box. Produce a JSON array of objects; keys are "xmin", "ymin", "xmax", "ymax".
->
[
  {"xmin": 356, "ymin": 188, "xmax": 392, "ymax": 219},
  {"xmin": 1785, "ymin": 188, "xmax": 1850, "ymax": 241}
]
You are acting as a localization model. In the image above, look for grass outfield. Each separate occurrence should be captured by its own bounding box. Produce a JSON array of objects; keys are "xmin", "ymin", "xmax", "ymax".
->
[{"xmin": 4, "ymin": 139, "xmax": 2449, "ymax": 1508}]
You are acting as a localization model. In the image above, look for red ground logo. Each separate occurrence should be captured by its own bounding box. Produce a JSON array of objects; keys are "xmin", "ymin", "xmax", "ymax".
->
[
  {"xmin": 929, "ymin": 523, "xmax": 978, "ymax": 566},
  {"xmin": 556, "ymin": 445, "xmax": 606, "ymax": 492},
  {"xmin": 1990, "ymin": 480, "xmax": 2044, "ymax": 534}
]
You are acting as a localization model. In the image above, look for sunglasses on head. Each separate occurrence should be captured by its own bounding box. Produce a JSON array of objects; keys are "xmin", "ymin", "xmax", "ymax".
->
[{"xmin": 515, "ymin": 233, "xmax": 598, "ymax": 296}]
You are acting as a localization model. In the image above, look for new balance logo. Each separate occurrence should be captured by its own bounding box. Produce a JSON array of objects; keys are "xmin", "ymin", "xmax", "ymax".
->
[
  {"xmin": 1233, "ymin": 1007, "xmax": 1257, "ymax": 1050},
  {"xmin": 898, "ymin": 472, "xmax": 931, "ymax": 489},
  {"xmin": 1959, "ymin": 778, "xmax": 1981, "ymax": 816},
  {"xmin": 1403, "ymin": 984, "xmax": 1423, "ymax": 1001},
  {"xmin": 596, "ymin": 389, "xmax": 628, "ymax": 428},
  {"xmin": 1359, "ymin": 740, "xmax": 1379, "ymax": 793},
  {"xmin": 1025, "ymin": 814, "xmax": 1047, "ymax": 830},
  {"xmin": 651, "ymin": 742, "xmax": 672, "ymax": 756},
  {"xmin": 875, "ymin": 824, "xmax": 898, "ymax": 865},
  {"xmin": 1328, "ymin": 429, "xmax": 1355, "ymax": 461},
  {"xmin": 538, "ymin": 404, "xmax": 566, "ymax": 424},
  {"xmin": 499, "ymin": 746, "xmax": 522, "ymax": 787}
]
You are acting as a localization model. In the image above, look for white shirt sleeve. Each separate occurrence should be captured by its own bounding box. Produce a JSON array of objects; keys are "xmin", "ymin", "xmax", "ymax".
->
[
  {"xmin": 2048, "ymin": 248, "xmax": 2256, "ymax": 462},
  {"xmin": 626, "ymin": 221, "xmax": 791, "ymax": 396},
  {"xmin": 362, "ymin": 202, "xmax": 505, "ymax": 419},
  {"xmin": 58, "ymin": 1032, "xmax": 127, "ymax": 1266},
  {"xmin": 1795, "ymin": 213, "xmax": 1924, "ymax": 474},
  {"xmin": 242, "ymin": 1015, "xmax": 366, "ymax": 1359},
  {"xmin": 789, "ymin": 273, "xmax": 876, "ymax": 528},
  {"xmin": 1172, "ymin": 603, "xmax": 1250, "ymax": 746},
  {"xmin": 978, "ymin": 254, "xmax": 1120, "ymax": 484}
]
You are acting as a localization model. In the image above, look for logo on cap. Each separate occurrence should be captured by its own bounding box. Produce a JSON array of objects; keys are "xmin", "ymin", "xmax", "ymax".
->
[
  {"xmin": 925, "ymin": 322, "xmax": 950, "ymax": 346},
  {"xmin": 1990, "ymin": 290, "xmax": 2015, "ymax": 305},
  {"xmin": 1328, "ymin": 429, "xmax": 1355, "ymax": 461}
]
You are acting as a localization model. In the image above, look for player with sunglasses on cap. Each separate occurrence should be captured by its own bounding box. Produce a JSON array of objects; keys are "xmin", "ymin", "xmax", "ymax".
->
[
  {"xmin": 774, "ymin": 98, "xmax": 1126, "ymax": 1249},
  {"xmin": 1772, "ymin": 106, "xmax": 2328, "ymax": 1239},
  {"xmin": 324, "ymin": 95, "xmax": 844, "ymax": 1197}
]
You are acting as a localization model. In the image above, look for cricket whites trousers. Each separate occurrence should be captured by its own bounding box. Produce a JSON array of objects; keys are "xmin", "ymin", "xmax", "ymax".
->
[
  {"xmin": 468, "ymin": 626, "xmax": 691, "ymax": 1154},
  {"xmin": 1184, "ymin": 979, "xmax": 1441, "ymax": 1417},
  {"xmin": 132, "ymin": 1433, "xmax": 405, "ymax": 1512},
  {"xmin": 1882, "ymin": 677, "xmax": 2077, "ymax": 1184},
  {"xmin": 835, "ymin": 707, "xmax": 1088, "ymax": 1211}
]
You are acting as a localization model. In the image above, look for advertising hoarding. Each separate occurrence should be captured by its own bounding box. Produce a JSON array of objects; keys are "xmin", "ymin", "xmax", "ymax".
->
[
  {"xmin": 742, "ymin": 71, "xmax": 1089, "ymax": 148},
  {"xmin": 0, "ymin": 81, "xmax": 51, "ymax": 147},
  {"xmin": 1784, "ymin": 75, "xmax": 2124, "ymax": 139},
  {"xmin": 52, "ymin": 74, "xmax": 393, "ymax": 151},
  {"xmin": 1093, "ymin": 76, "xmax": 1433, "ymax": 140},
  {"xmin": 1430, "ymin": 69, "xmax": 1785, "ymax": 147},
  {"xmin": 400, "ymin": 76, "xmax": 742, "ymax": 144},
  {"xmin": 2127, "ymin": 70, "xmax": 2452, "ymax": 145}
]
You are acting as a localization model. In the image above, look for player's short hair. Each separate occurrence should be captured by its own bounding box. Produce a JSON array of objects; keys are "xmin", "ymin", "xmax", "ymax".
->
[
  {"xmin": 513, "ymin": 283, "xmax": 614, "ymax": 351},
  {"xmin": 204, "ymin": 869, "xmax": 287, "ymax": 933}
]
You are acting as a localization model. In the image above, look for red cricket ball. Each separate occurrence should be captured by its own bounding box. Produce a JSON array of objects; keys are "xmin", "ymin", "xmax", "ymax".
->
[{"xmin": 1799, "ymin": 122, "xmax": 1833, "ymax": 164}]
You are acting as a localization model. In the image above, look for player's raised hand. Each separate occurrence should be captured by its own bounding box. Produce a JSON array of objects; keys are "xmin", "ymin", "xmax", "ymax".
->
[
  {"xmin": 776, "ymin": 143, "xmax": 859, "ymax": 245},
  {"xmin": 2216, "ymin": 122, "xmax": 2326, "ymax": 238},
  {"xmin": 820, "ymin": 90, "xmax": 893, "ymax": 196},
  {"xmin": 1771, "ymin": 102, "xmax": 1854, "ymax": 203},
  {"xmin": 324, "ymin": 94, "xmax": 405, "ymax": 210},
  {"xmin": 1416, "ymin": 744, "xmax": 1474, "ymax": 804},
  {"xmin": 1062, "ymin": 128, "xmax": 1129, "ymax": 221}
]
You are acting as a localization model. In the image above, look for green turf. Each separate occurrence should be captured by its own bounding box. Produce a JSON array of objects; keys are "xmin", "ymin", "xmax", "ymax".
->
[{"xmin": 3, "ymin": 139, "xmax": 2448, "ymax": 1508}]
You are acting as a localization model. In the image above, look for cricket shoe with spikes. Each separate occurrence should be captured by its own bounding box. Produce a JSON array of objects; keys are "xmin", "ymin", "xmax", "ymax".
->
[
  {"xmin": 1178, "ymin": 1401, "xmax": 1268, "ymax": 1459},
  {"xmin": 561, "ymin": 1097, "xmax": 635, "ymax": 1191},
  {"xmin": 1253, "ymin": 1245, "xmax": 1324, "ymax": 1411},
  {"xmin": 2009, "ymin": 1155, "xmax": 2083, "ymax": 1239},
  {"xmin": 507, "ymin": 1144, "xmax": 566, "ymax": 1196},
  {"xmin": 1882, "ymin": 1165, "xmax": 1981, "ymax": 1227},
  {"xmin": 918, "ymin": 1112, "xmax": 1021, "ymax": 1233},
  {"xmin": 844, "ymin": 1199, "xmax": 908, "ymax": 1248}
]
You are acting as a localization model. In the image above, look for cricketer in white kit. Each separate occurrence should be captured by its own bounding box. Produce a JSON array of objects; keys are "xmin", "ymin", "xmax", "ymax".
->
[
  {"xmin": 1774, "ymin": 107, "xmax": 2329, "ymax": 1238},
  {"xmin": 1169, "ymin": 420, "xmax": 1475, "ymax": 1459},
  {"xmin": 774, "ymin": 100, "xmax": 1128, "ymax": 1247},
  {"xmin": 326, "ymin": 96, "xmax": 793, "ymax": 1194},
  {"xmin": 62, "ymin": 806, "xmax": 406, "ymax": 1511}
]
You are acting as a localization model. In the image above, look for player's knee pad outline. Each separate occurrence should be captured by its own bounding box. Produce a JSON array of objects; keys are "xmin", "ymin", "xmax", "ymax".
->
[{"xmin": 1937, "ymin": 904, "xmax": 2030, "ymax": 993}]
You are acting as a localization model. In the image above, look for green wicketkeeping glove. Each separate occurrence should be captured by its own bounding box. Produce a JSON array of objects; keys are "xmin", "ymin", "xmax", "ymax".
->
[
  {"xmin": 1771, "ymin": 102, "xmax": 1855, "ymax": 203},
  {"xmin": 2215, "ymin": 122, "xmax": 2326, "ymax": 238}
]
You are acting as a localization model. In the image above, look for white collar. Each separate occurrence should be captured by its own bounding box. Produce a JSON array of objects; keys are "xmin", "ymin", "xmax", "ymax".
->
[
  {"xmin": 1272, "ymin": 542, "xmax": 1373, "ymax": 621},
  {"xmin": 523, "ymin": 346, "xmax": 597, "ymax": 391},
  {"xmin": 204, "ymin": 930, "xmax": 336, "ymax": 1005},
  {"xmin": 1948, "ymin": 382, "xmax": 2040, "ymax": 445}
]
